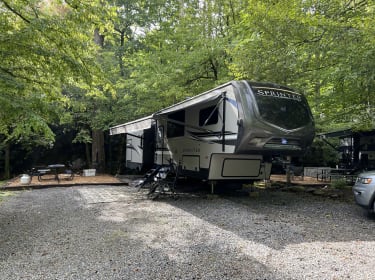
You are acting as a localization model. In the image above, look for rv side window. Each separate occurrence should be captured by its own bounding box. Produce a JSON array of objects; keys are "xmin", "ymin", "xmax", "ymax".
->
[
  {"xmin": 199, "ymin": 105, "xmax": 219, "ymax": 126},
  {"xmin": 167, "ymin": 110, "xmax": 185, "ymax": 138}
]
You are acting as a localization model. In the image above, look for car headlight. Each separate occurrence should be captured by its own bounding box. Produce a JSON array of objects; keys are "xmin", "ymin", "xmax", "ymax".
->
[{"xmin": 358, "ymin": 177, "xmax": 372, "ymax": 184}]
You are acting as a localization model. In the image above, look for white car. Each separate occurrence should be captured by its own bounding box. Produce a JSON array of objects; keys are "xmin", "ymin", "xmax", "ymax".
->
[{"xmin": 353, "ymin": 171, "xmax": 375, "ymax": 212}]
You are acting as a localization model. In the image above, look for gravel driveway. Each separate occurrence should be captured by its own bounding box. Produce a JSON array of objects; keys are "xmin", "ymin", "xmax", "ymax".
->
[{"xmin": 0, "ymin": 185, "xmax": 374, "ymax": 279}]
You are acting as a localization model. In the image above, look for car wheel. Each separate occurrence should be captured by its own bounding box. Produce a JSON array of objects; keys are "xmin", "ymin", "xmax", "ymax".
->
[{"xmin": 367, "ymin": 200, "xmax": 375, "ymax": 218}]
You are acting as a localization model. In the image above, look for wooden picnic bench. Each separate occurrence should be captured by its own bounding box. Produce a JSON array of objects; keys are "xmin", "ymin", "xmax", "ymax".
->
[{"xmin": 30, "ymin": 164, "xmax": 74, "ymax": 183}]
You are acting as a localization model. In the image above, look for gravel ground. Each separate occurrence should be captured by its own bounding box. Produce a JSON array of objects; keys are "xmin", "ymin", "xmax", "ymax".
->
[{"xmin": 0, "ymin": 185, "xmax": 374, "ymax": 280}]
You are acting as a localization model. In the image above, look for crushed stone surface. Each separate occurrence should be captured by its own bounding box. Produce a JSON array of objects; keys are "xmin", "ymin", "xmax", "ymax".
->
[{"xmin": 0, "ymin": 185, "xmax": 374, "ymax": 279}]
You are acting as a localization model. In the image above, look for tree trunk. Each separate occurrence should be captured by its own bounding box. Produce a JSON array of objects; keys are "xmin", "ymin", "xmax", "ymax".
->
[
  {"xmin": 91, "ymin": 28, "xmax": 106, "ymax": 173},
  {"xmin": 4, "ymin": 142, "xmax": 10, "ymax": 179},
  {"xmin": 91, "ymin": 130, "xmax": 105, "ymax": 173},
  {"xmin": 94, "ymin": 28, "xmax": 105, "ymax": 47},
  {"xmin": 119, "ymin": 30, "xmax": 125, "ymax": 77},
  {"xmin": 85, "ymin": 142, "xmax": 91, "ymax": 169}
]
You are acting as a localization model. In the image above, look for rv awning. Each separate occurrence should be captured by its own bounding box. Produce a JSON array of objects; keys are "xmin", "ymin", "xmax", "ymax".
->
[
  {"xmin": 154, "ymin": 90, "xmax": 223, "ymax": 117},
  {"xmin": 318, "ymin": 129, "xmax": 353, "ymax": 139},
  {"xmin": 109, "ymin": 116, "xmax": 154, "ymax": 135}
]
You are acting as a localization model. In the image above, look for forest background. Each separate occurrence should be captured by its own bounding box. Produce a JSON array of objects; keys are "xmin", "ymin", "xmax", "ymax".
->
[{"xmin": 1, "ymin": 0, "xmax": 374, "ymax": 179}]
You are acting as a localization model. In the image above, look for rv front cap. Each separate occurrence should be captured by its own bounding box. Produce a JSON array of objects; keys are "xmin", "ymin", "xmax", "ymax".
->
[{"xmin": 254, "ymin": 88, "xmax": 302, "ymax": 102}]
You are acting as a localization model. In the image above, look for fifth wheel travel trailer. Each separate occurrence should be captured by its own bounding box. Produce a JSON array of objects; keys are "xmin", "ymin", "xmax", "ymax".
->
[{"xmin": 110, "ymin": 80, "xmax": 315, "ymax": 182}]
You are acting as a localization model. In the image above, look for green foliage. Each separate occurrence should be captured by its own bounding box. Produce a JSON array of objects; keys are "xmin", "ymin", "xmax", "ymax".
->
[
  {"xmin": 303, "ymin": 138, "xmax": 340, "ymax": 167},
  {"xmin": 0, "ymin": 0, "xmax": 113, "ymax": 145},
  {"xmin": 229, "ymin": 0, "xmax": 375, "ymax": 131},
  {"xmin": 0, "ymin": 0, "xmax": 117, "ymax": 176},
  {"xmin": 0, "ymin": 191, "xmax": 14, "ymax": 203},
  {"xmin": 331, "ymin": 179, "xmax": 349, "ymax": 190},
  {"xmin": 72, "ymin": 129, "xmax": 92, "ymax": 144},
  {"xmin": 106, "ymin": 0, "xmax": 375, "ymax": 134},
  {"xmin": 110, "ymin": 0, "xmax": 237, "ymax": 120},
  {"xmin": 2, "ymin": 0, "xmax": 375, "ymax": 173}
]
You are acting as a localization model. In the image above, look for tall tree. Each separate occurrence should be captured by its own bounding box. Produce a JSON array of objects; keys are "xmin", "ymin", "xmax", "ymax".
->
[
  {"xmin": 118, "ymin": 0, "xmax": 239, "ymax": 116},
  {"xmin": 0, "ymin": 0, "xmax": 111, "ymax": 178},
  {"xmin": 228, "ymin": 0, "xmax": 375, "ymax": 131}
]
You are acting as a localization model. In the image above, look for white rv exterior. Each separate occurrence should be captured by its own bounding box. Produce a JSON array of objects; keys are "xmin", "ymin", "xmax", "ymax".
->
[{"xmin": 110, "ymin": 80, "xmax": 315, "ymax": 182}]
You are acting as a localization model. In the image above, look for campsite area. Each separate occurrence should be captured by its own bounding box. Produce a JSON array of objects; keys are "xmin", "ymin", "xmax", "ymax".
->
[{"xmin": 2, "ymin": 2, "xmax": 375, "ymax": 279}]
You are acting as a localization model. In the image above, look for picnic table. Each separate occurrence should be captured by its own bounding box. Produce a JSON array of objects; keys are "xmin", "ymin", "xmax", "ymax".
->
[{"xmin": 32, "ymin": 164, "xmax": 74, "ymax": 182}]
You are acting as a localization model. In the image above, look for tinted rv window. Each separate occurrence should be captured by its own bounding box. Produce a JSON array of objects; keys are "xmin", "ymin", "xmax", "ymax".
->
[
  {"xmin": 199, "ymin": 106, "xmax": 219, "ymax": 126},
  {"xmin": 167, "ymin": 110, "xmax": 185, "ymax": 138},
  {"xmin": 253, "ymin": 87, "xmax": 311, "ymax": 130}
]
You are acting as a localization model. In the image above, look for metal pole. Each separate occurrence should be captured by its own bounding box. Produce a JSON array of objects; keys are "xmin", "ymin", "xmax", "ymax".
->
[
  {"xmin": 125, "ymin": 133, "xmax": 128, "ymax": 169},
  {"xmin": 159, "ymin": 120, "xmax": 164, "ymax": 165},
  {"xmin": 222, "ymin": 91, "xmax": 227, "ymax": 152}
]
